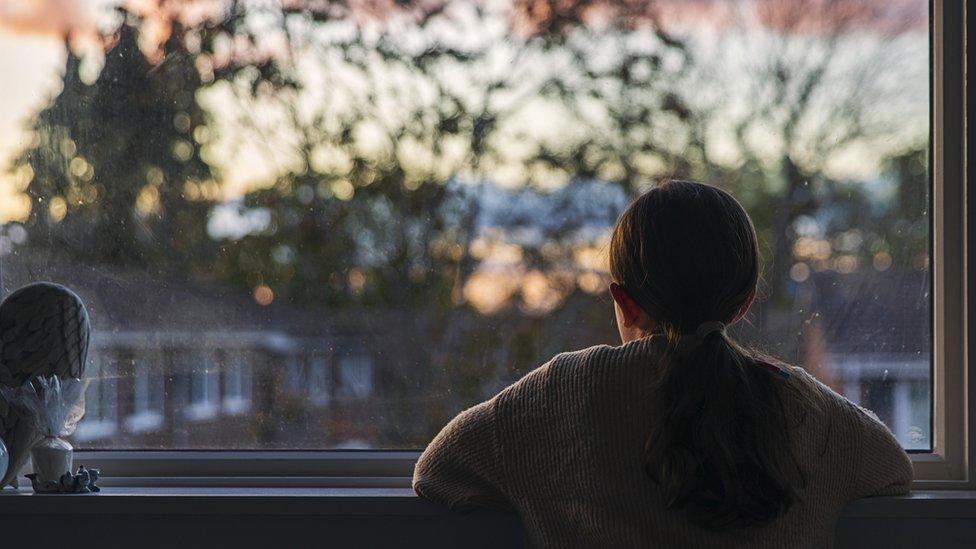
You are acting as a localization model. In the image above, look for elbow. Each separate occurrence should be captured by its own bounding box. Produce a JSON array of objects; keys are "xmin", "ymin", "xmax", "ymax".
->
[
  {"xmin": 411, "ymin": 452, "xmax": 431, "ymax": 497},
  {"xmin": 412, "ymin": 448, "xmax": 446, "ymax": 502},
  {"xmin": 897, "ymin": 453, "xmax": 915, "ymax": 493},
  {"xmin": 412, "ymin": 477, "xmax": 430, "ymax": 500},
  {"xmin": 871, "ymin": 453, "xmax": 915, "ymax": 497}
]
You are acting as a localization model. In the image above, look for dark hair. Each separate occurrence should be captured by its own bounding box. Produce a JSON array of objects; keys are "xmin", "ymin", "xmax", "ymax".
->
[{"xmin": 609, "ymin": 180, "xmax": 816, "ymax": 531}]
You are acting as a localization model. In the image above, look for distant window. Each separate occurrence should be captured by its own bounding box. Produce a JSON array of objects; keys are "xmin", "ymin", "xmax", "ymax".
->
[
  {"xmin": 185, "ymin": 352, "xmax": 219, "ymax": 421},
  {"xmin": 308, "ymin": 354, "xmax": 332, "ymax": 406},
  {"xmin": 223, "ymin": 350, "xmax": 253, "ymax": 414},
  {"xmin": 337, "ymin": 356, "xmax": 373, "ymax": 399},
  {"xmin": 283, "ymin": 355, "xmax": 306, "ymax": 395},
  {"xmin": 75, "ymin": 352, "xmax": 117, "ymax": 442},
  {"xmin": 125, "ymin": 353, "xmax": 164, "ymax": 434}
]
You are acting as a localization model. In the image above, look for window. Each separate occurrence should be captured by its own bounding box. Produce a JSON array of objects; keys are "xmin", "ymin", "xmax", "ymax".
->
[
  {"xmin": 184, "ymin": 352, "xmax": 220, "ymax": 422},
  {"xmin": 283, "ymin": 355, "xmax": 306, "ymax": 396},
  {"xmin": 308, "ymin": 354, "xmax": 332, "ymax": 407},
  {"xmin": 125, "ymin": 353, "xmax": 165, "ymax": 434},
  {"xmin": 0, "ymin": 0, "xmax": 967, "ymax": 484},
  {"xmin": 222, "ymin": 350, "xmax": 253, "ymax": 415},
  {"xmin": 74, "ymin": 352, "xmax": 117, "ymax": 442},
  {"xmin": 337, "ymin": 356, "xmax": 374, "ymax": 400}
]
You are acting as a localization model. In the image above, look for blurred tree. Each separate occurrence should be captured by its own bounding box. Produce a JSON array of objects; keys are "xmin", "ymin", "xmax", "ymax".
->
[
  {"xmin": 13, "ymin": 12, "xmax": 214, "ymax": 274},
  {"xmin": 716, "ymin": 0, "xmax": 925, "ymax": 305}
]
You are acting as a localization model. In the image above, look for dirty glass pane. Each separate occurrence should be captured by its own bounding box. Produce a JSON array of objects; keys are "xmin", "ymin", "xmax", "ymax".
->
[{"xmin": 0, "ymin": 0, "xmax": 929, "ymax": 449}]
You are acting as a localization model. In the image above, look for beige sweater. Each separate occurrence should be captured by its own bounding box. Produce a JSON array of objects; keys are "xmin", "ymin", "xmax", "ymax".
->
[{"xmin": 413, "ymin": 336, "xmax": 913, "ymax": 548}]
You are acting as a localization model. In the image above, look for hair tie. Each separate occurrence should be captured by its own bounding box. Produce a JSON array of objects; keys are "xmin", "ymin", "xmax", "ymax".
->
[{"xmin": 695, "ymin": 321, "xmax": 726, "ymax": 340}]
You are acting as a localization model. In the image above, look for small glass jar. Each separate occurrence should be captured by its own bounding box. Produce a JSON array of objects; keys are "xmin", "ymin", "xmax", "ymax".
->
[{"xmin": 31, "ymin": 436, "xmax": 72, "ymax": 484}]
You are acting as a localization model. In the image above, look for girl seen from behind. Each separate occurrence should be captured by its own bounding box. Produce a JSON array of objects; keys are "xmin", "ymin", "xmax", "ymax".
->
[{"xmin": 414, "ymin": 180, "xmax": 912, "ymax": 548}]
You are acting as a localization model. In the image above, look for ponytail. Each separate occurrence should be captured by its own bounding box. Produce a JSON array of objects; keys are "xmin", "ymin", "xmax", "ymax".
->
[{"xmin": 644, "ymin": 326, "xmax": 798, "ymax": 530}]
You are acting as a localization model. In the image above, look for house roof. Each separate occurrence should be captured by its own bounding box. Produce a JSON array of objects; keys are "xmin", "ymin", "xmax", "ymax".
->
[
  {"xmin": 805, "ymin": 267, "xmax": 931, "ymax": 356},
  {"xmin": 0, "ymin": 249, "xmax": 332, "ymax": 349}
]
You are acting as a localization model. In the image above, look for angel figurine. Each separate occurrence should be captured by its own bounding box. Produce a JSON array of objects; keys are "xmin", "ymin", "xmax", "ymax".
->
[{"xmin": 0, "ymin": 283, "xmax": 90, "ymax": 488}]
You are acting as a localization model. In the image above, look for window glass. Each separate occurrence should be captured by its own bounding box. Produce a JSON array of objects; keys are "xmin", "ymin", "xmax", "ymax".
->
[
  {"xmin": 0, "ymin": 0, "xmax": 929, "ymax": 450},
  {"xmin": 308, "ymin": 355, "xmax": 332, "ymax": 407}
]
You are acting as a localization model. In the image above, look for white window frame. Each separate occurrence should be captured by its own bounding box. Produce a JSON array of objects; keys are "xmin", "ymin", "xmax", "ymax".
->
[
  {"xmin": 73, "ymin": 0, "xmax": 969, "ymax": 488},
  {"xmin": 911, "ymin": 0, "xmax": 970, "ymax": 488}
]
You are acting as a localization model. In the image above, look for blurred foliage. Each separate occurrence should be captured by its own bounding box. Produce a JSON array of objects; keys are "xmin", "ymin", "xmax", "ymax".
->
[{"xmin": 17, "ymin": 13, "xmax": 214, "ymax": 273}]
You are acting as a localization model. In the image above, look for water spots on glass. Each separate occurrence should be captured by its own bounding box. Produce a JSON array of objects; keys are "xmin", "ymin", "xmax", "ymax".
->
[
  {"xmin": 908, "ymin": 426, "xmax": 924, "ymax": 444},
  {"xmin": 0, "ymin": 0, "xmax": 930, "ymax": 450}
]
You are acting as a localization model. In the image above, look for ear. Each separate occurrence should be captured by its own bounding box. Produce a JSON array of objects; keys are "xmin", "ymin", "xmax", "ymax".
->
[
  {"xmin": 731, "ymin": 287, "xmax": 756, "ymax": 325},
  {"xmin": 609, "ymin": 282, "xmax": 643, "ymax": 328}
]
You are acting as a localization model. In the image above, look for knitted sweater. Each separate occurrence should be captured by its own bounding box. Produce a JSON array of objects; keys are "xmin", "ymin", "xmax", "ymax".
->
[{"xmin": 413, "ymin": 336, "xmax": 913, "ymax": 548}]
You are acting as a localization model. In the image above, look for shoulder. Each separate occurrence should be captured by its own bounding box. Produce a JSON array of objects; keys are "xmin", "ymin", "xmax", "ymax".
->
[
  {"xmin": 780, "ymin": 365, "xmax": 860, "ymax": 428},
  {"xmin": 783, "ymin": 364, "xmax": 858, "ymax": 416},
  {"xmin": 494, "ymin": 337, "xmax": 662, "ymax": 414},
  {"xmin": 494, "ymin": 345, "xmax": 603, "ymax": 405},
  {"xmin": 504, "ymin": 338, "xmax": 652, "ymax": 389},
  {"xmin": 781, "ymin": 365, "xmax": 909, "ymax": 468}
]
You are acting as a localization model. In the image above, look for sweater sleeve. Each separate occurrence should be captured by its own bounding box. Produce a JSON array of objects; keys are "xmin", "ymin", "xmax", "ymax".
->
[
  {"xmin": 413, "ymin": 398, "xmax": 510, "ymax": 511},
  {"xmin": 850, "ymin": 405, "xmax": 914, "ymax": 499}
]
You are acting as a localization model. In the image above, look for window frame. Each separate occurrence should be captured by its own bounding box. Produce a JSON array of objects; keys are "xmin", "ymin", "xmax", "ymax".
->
[
  {"xmin": 910, "ymin": 0, "xmax": 970, "ymax": 488},
  {"xmin": 72, "ymin": 0, "xmax": 970, "ymax": 488}
]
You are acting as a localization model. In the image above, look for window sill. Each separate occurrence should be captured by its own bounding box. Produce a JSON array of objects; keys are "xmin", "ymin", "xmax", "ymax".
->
[
  {"xmin": 0, "ymin": 486, "xmax": 523, "ymax": 548},
  {"xmin": 0, "ymin": 489, "xmax": 974, "ymax": 548},
  {"xmin": 0, "ymin": 487, "xmax": 974, "ymax": 516}
]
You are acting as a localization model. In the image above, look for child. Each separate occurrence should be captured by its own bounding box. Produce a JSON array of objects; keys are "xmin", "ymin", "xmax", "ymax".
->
[{"xmin": 414, "ymin": 180, "xmax": 912, "ymax": 547}]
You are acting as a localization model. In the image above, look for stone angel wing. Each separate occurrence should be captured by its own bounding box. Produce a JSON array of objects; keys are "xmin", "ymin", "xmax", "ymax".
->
[{"xmin": 0, "ymin": 282, "xmax": 90, "ymax": 488}]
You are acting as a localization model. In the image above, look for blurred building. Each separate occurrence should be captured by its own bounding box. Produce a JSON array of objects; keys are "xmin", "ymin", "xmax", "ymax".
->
[
  {"xmin": 800, "ymin": 269, "xmax": 931, "ymax": 450},
  {"xmin": 0, "ymin": 250, "xmax": 378, "ymax": 449},
  {"xmin": 0, "ymin": 252, "xmax": 932, "ymax": 451}
]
